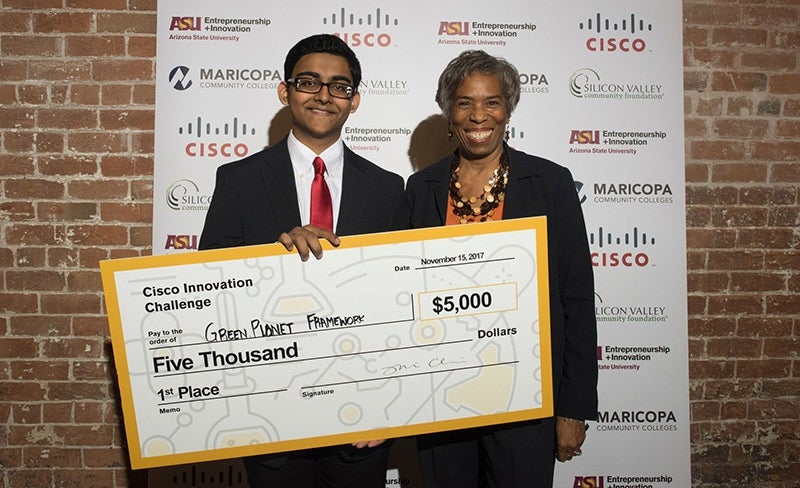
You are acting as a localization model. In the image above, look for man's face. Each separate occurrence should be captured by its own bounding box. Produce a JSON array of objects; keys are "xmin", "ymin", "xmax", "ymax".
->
[{"xmin": 278, "ymin": 52, "xmax": 360, "ymax": 152}]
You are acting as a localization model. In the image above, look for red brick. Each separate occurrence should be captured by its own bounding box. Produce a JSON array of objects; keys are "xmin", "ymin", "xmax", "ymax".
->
[
  {"xmin": 737, "ymin": 359, "xmax": 792, "ymax": 378},
  {"xmin": 5, "ymin": 179, "xmax": 65, "ymax": 199},
  {"xmin": 752, "ymin": 141, "xmax": 800, "ymax": 161},
  {"xmin": 96, "ymin": 12, "xmax": 156, "ymax": 34},
  {"xmin": 32, "ymin": 12, "xmax": 94, "ymax": 33},
  {"xmin": 68, "ymin": 179, "xmax": 129, "ymax": 200},
  {"xmin": 763, "ymin": 338, "xmax": 799, "ymax": 358},
  {"xmin": 65, "ymin": 36, "xmax": 126, "ymax": 57},
  {"xmin": 711, "ymin": 27, "xmax": 768, "ymax": 48},
  {"xmin": 100, "ymin": 202, "xmax": 152, "ymax": 223},
  {"xmin": 0, "ymin": 381, "xmax": 47, "ymax": 401},
  {"xmin": 710, "ymin": 72, "xmax": 768, "ymax": 92},
  {"xmin": 10, "ymin": 360, "xmax": 71, "ymax": 381},
  {"xmin": 67, "ymin": 132, "xmax": 128, "ymax": 153},
  {"xmin": 713, "ymin": 118, "xmax": 769, "ymax": 138},
  {"xmin": 40, "ymin": 293, "xmax": 103, "ymax": 315},
  {"xmin": 689, "ymin": 359, "xmax": 736, "ymax": 379},
  {"xmin": 128, "ymin": 35, "xmax": 155, "ymax": 57},
  {"xmin": 38, "ymin": 202, "xmax": 99, "ymax": 221},
  {"xmin": 766, "ymin": 294, "xmax": 799, "ymax": 314},
  {"xmin": 8, "ymin": 315, "xmax": 71, "ymax": 336},
  {"xmin": 1, "ymin": 35, "xmax": 60, "ymax": 57},
  {"xmin": 0, "ymin": 155, "xmax": 35, "ymax": 177},
  {"xmin": 22, "ymin": 447, "xmax": 83, "ymax": 468},
  {"xmin": 0, "ymin": 12, "xmax": 31, "ymax": 32},
  {"xmin": 691, "ymin": 140, "xmax": 747, "ymax": 160},
  {"xmin": 37, "ymin": 155, "xmax": 98, "ymax": 176},
  {"xmin": 707, "ymin": 295, "xmax": 765, "ymax": 314},
  {"xmin": 67, "ymin": 225, "xmax": 128, "ymax": 246},
  {"xmin": 776, "ymin": 119, "xmax": 800, "ymax": 138},
  {"xmin": 7, "ymin": 469, "xmax": 53, "ymax": 488},
  {"xmin": 91, "ymin": 59, "xmax": 153, "ymax": 81},
  {"xmin": 132, "ymin": 83, "xmax": 155, "ymax": 104},
  {"xmin": 11, "ymin": 403, "xmax": 42, "ymax": 424},
  {"xmin": 73, "ymin": 361, "xmax": 109, "ymax": 381},
  {"xmin": 67, "ymin": 0, "xmax": 128, "ymax": 8},
  {"xmin": 710, "ymin": 163, "xmax": 768, "ymax": 183},
  {"xmin": 38, "ymin": 108, "xmax": 97, "ymax": 129},
  {"xmin": 29, "ymin": 60, "xmax": 92, "ymax": 81},
  {"xmin": 0, "ymin": 202, "xmax": 36, "ymax": 221},
  {"xmin": 684, "ymin": 4, "xmax": 742, "ymax": 26},
  {"xmin": 5, "ymin": 224, "xmax": 66, "ymax": 245},
  {"xmin": 73, "ymin": 316, "xmax": 112, "ymax": 336},
  {"xmin": 738, "ymin": 228, "xmax": 796, "ymax": 249},
  {"xmin": 100, "ymin": 84, "xmax": 132, "ymax": 105},
  {"xmin": 100, "ymin": 155, "xmax": 153, "ymax": 176},
  {"xmin": 18, "ymin": 84, "xmax": 47, "ymax": 104},
  {"xmin": 743, "ymin": 6, "xmax": 799, "ymax": 27},
  {"xmin": 0, "ymin": 60, "xmax": 28, "ymax": 81},
  {"xmin": 6, "ymin": 270, "xmax": 66, "ymax": 291},
  {"xmin": 4, "ymin": 131, "xmax": 35, "ymax": 152},
  {"xmin": 771, "ymin": 163, "xmax": 800, "ymax": 183},
  {"xmin": 741, "ymin": 52, "xmax": 796, "ymax": 71},
  {"xmin": 0, "ymin": 107, "xmax": 35, "ymax": 128},
  {"xmin": 15, "ymin": 247, "xmax": 46, "ymax": 267},
  {"xmin": 71, "ymin": 84, "xmax": 100, "ymax": 105},
  {"xmin": 688, "ymin": 271, "xmax": 730, "ymax": 293},
  {"xmin": 53, "ymin": 469, "xmax": 116, "ymax": 488},
  {"xmin": 67, "ymin": 270, "xmax": 102, "ymax": 292},
  {"xmin": 99, "ymin": 109, "xmax": 154, "ymax": 130},
  {"xmin": 770, "ymin": 74, "xmax": 800, "ymax": 94}
]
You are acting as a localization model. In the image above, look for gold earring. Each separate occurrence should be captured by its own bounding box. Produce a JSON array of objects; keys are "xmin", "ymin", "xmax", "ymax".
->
[
  {"xmin": 447, "ymin": 130, "xmax": 453, "ymax": 141},
  {"xmin": 505, "ymin": 129, "xmax": 510, "ymax": 141}
]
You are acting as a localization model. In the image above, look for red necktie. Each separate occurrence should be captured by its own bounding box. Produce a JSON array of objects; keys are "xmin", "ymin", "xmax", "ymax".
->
[{"xmin": 310, "ymin": 156, "xmax": 333, "ymax": 231}]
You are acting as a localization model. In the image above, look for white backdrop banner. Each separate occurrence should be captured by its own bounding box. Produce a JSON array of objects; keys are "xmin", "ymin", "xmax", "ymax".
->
[{"xmin": 152, "ymin": 1, "xmax": 689, "ymax": 486}]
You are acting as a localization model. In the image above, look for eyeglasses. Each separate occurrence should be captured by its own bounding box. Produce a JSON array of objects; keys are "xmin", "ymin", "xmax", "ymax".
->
[{"xmin": 286, "ymin": 77, "xmax": 356, "ymax": 99}]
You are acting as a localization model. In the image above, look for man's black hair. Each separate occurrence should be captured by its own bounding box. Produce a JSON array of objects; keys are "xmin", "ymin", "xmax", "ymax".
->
[{"xmin": 284, "ymin": 33, "xmax": 362, "ymax": 88}]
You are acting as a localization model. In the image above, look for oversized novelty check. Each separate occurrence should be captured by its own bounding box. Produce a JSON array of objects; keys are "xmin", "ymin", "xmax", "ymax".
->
[{"xmin": 101, "ymin": 217, "xmax": 552, "ymax": 469}]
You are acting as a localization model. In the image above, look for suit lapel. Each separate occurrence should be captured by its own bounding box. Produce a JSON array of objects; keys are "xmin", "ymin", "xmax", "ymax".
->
[
  {"xmin": 337, "ymin": 147, "xmax": 368, "ymax": 234},
  {"xmin": 503, "ymin": 146, "xmax": 543, "ymax": 219},
  {"xmin": 260, "ymin": 140, "xmax": 302, "ymax": 232}
]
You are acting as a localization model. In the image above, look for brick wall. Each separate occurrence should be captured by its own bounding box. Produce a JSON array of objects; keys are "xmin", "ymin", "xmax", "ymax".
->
[{"xmin": 0, "ymin": 1, "xmax": 797, "ymax": 487}]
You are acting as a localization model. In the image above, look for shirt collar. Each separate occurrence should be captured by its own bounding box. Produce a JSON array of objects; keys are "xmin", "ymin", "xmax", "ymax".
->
[{"xmin": 287, "ymin": 131, "xmax": 344, "ymax": 175}]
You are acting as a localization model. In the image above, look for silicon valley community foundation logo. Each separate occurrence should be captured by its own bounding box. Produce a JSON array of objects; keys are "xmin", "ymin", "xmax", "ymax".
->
[{"xmin": 569, "ymin": 68, "xmax": 664, "ymax": 100}]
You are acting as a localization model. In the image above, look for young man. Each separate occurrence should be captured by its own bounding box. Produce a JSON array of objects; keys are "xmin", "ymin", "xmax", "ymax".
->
[{"xmin": 199, "ymin": 33, "xmax": 408, "ymax": 487}]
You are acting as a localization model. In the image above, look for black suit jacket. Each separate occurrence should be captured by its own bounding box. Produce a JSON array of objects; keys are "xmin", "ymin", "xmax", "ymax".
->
[
  {"xmin": 197, "ymin": 137, "xmax": 408, "ymax": 467},
  {"xmin": 199, "ymin": 137, "xmax": 409, "ymax": 250},
  {"xmin": 405, "ymin": 144, "xmax": 598, "ymax": 421}
]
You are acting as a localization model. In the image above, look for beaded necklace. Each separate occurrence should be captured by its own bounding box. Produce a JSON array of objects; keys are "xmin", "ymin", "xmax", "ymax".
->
[{"xmin": 448, "ymin": 151, "xmax": 509, "ymax": 224}]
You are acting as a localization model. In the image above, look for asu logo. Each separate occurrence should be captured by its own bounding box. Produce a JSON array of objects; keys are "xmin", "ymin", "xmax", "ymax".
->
[
  {"xmin": 170, "ymin": 16, "xmax": 202, "ymax": 31},
  {"xmin": 573, "ymin": 476, "xmax": 604, "ymax": 488},
  {"xmin": 165, "ymin": 234, "xmax": 199, "ymax": 250},
  {"xmin": 569, "ymin": 130, "xmax": 601, "ymax": 144},
  {"xmin": 438, "ymin": 21, "xmax": 469, "ymax": 35}
]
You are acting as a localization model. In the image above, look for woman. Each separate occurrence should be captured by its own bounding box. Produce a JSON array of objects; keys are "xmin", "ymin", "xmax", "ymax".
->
[{"xmin": 406, "ymin": 50, "xmax": 598, "ymax": 487}]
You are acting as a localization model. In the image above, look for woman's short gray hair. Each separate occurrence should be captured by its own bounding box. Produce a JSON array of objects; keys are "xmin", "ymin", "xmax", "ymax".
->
[{"xmin": 435, "ymin": 50, "xmax": 521, "ymax": 118}]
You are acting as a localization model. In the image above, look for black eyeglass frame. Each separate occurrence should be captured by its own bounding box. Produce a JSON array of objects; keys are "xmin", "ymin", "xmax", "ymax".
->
[{"xmin": 286, "ymin": 77, "xmax": 356, "ymax": 99}]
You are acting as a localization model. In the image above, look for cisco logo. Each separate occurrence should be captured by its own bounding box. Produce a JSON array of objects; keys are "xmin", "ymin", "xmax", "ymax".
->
[
  {"xmin": 325, "ymin": 7, "xmax": 398, "ymax": 47},
  {"xmin": 579, "ymin": 12, "xmax": 653, "ymax": 53}
]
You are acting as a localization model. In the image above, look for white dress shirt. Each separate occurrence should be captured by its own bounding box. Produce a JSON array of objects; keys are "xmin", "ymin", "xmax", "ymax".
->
[{"xmin": 287, "ymin": 131, "xmax": 344, "ymax": 230}]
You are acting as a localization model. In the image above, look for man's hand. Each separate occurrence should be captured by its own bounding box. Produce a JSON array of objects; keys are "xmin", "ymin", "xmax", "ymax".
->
[
  {"xmin": 278, "ymin": 225, "xmax": 340, "ymax": 261},
  {"xmin": 351, "ymin": 439, "xmax": 385, "ymax": 449},
  {"xmin": 555, "ymin": 416, "xmax": 586, "ymax": 462}
]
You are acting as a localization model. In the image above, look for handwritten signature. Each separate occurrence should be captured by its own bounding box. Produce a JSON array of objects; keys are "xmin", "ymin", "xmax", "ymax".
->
[{"xmin": 382, "ymin": 356, "xmax": 467, "ymax": 377}]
